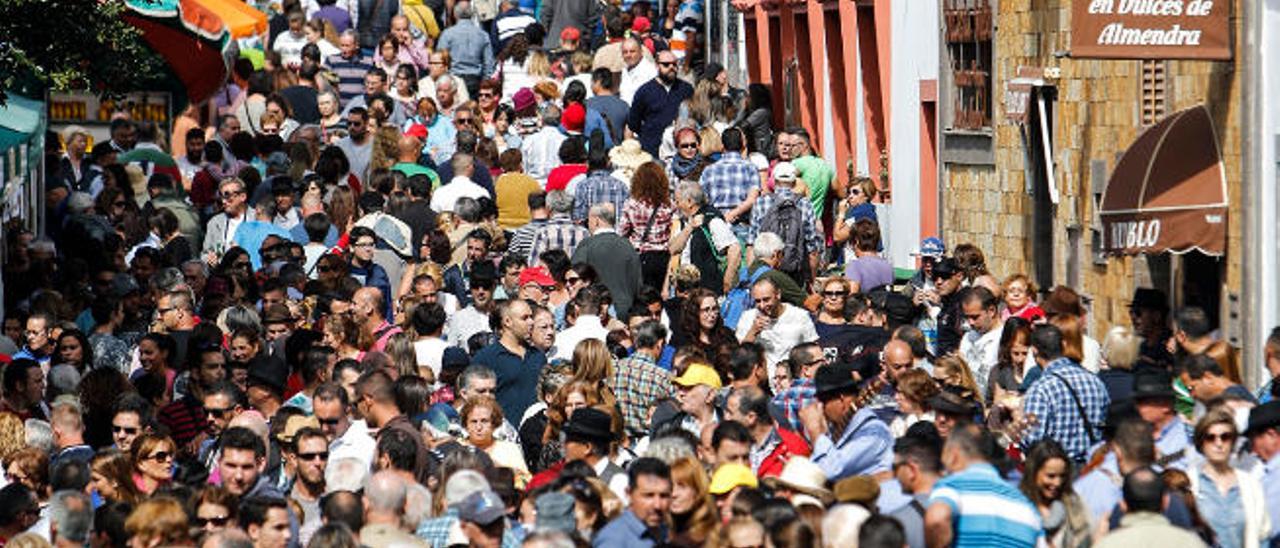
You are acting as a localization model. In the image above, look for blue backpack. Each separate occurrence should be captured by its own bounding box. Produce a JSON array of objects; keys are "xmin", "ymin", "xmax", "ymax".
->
[{"xmin": 721, "ymin": 265, "xmax": 771, "ymax": 327}]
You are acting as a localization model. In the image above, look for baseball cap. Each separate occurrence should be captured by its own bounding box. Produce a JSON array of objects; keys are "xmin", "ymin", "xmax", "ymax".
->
[
  {"xmin": 632, "ymin": 16, "xmax": 652, "ymax": 33},
  {"xmin": 457, "ymin": 490, "xmax": 506, "ymax": 525},
  {"xmin": 518, "ymin": 266, "xmax": 556, "ymax": 288},
  {"xmin": 708, "ymin": 463, "xmax": 758, "ymax": 495},
  {"xmin": 673, "ymin": 363, "xmax": 722, "ymax": 389},
  {"xmin": 562, "ymin": 103, "xmax": 586, "ymax": 133},
  {"xmin": 560, "ymin": 26, "xmax": 581, "ymax": 42},
  {"xmin": 773, "ymin": 161, "xmax": 797, "ymax": 182},
  {"xmin": 914, "ymin": 237, "xmax": 945, "ymax": 258}
]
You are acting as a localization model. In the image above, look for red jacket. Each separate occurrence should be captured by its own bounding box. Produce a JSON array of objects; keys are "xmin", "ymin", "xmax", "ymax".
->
[{"xmin": 757, "ymin": 428, "xmax": 811, "ymax": 478}]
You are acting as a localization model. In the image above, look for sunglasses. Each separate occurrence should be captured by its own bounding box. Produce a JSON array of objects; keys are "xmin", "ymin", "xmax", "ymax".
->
[
  {"xmin": 112, "ymin": 201, "xmax": 127, "ymax": 208},
  {"xmin": 318, "ymin": 265, "xmax": 337, "ymax": 273},
  {"xmin": 220, "ymin": 191, "xmax": 244, "ymax": 199},
  {"xmin": 206, "ymin": 406, "xmax": 234, "ymax": 418},
  {"xmin": 658, "ymin": 61, "xmax": 677, "ymax": 67},
  {"xmin": 822, "ymin": 290, "xmax": 847, "ymax": 298},
  {"xmin": 478, "ymin": 92, "xmax": 495, "ymax": 98},
  {"xmin": 1203, "ymin": 432, "xmax": 1237, "ymax": 444},
  {"xmin": 316, "ymin": 416, "xmax": 342, "ymax": 426},
  {"xmin": 112, "ymin": 425, "xmax": 139, "ymax": 435},
  {"xmin": 196, "ymin": 516, "xmax": 230, "ymax": 527},
  {"xmin": 298, "ymin": 451, "xmax": 329, "ymax": 461},
  {"xmin": 678, "ymin": 142, "xmax": 698, "ymax": 149},
  {"xmin": 147, "ymin": 451, "xmax": 173, "ymax": 462}
]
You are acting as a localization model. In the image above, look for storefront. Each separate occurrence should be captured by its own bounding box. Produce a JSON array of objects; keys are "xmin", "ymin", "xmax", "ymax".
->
[{"xmin": 938, "ymin": 0, "xmax": 1251, "ymax": 379}]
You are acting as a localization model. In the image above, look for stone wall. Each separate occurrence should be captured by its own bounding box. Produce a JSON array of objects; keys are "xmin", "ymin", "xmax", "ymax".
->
[{"xmin": 940, "ymin": 0, "xmax": 1243, "ymax": 338}]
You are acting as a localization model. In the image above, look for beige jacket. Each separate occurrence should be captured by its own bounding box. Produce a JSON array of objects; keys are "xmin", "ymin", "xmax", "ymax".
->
[
  {"xmin": 1187, "ymin": 464, "xmax": 1272, "ymax": 548},
  {"xmin": 1095, "ymin": 512, "xmax": 1207, "ymax": 548}
]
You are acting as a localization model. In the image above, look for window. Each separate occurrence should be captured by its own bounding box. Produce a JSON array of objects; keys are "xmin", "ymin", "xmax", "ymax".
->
[
  {"xmin": 944, "ymin": 0, "xmax": 994, "ymax": 131},
  {"xmin": 940, "ymin": 0, "xmax": 996, "ymax": 164},
  {"xmin": 1140, "ymin": 60, "xmax": 1168, "ymax": 126}
]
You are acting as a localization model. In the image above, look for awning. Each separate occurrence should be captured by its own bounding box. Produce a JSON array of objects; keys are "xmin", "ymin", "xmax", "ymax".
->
[
  {"xmin": 1099, "ymin": 105, "xmax": 1228, "ymax": 256},
  {"xmin": 123, "ymin": 0, "xmax": 234, "ymax": 103},
  {"xmin": 198, "ymin": 0, "xmax": 268, "ymax": 38}
]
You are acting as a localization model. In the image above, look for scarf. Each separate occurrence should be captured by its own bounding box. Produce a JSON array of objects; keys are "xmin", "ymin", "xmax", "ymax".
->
[{"xmin": 671, "ymin": 154, "xmax": 702, "ymax": 180}]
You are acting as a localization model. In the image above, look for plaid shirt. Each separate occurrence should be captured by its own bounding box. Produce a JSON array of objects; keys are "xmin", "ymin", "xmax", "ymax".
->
[
  {"xmin": 770, "ymin": 378, "xmax": 815, "ymax": 433},
  {"xmin": 609, "ymin": 351, "xmax": 674, "ymax": 437},
  {"xmin": 748, "ymin": 187, "xmax": 824, "ymax": 251},
  {"xmin": 573, "ymin": 170, "xmax": 631, "ymax": 223},
  {"xmin": 1022, "ymin": 357, "xmax": 1110, "ymax": 462},
  {"xmin": 527, "ymin": 214, "xmax": 590, "ymax": 265},
  {"xmin": 417, "ymin": 509, "xmax": 523, "ymax": 548},
  {"xmin": 700, "ymin": 152, "xmax": 759, "ymax": 217},
  {"xmin": 618, "ymin": 198, "xmax": 676, "ymax": 252}
]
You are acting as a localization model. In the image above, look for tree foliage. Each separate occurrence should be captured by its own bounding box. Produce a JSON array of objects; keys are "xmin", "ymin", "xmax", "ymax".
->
[{"xmin": 0, "ymin": 0, "xmax": 167, "ymax": 103}]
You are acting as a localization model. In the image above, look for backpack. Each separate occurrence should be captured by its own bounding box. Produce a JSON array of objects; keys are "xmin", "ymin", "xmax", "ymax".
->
[
  {"xmin": 758, "ymin": 196, "xmax": 807, "ymax": 278},
  {"xmin": 721, "ymin": 264, "xmax": 771, "ymax": 327}
]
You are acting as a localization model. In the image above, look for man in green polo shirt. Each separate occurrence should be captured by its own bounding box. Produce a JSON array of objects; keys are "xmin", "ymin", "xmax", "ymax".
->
[{"xmin": 391, "ymin": 133, "xmax": 441, "ymax": 189}]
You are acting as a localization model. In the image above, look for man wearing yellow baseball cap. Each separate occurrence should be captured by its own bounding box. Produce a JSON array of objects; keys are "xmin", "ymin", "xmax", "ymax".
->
[
  {"xmin": 656, "ymin": 363, "xmax": 723, "ymax": 437},
  {"xmin": 709, "ymin": 463, "xmax": 759, "ymax": 523}
]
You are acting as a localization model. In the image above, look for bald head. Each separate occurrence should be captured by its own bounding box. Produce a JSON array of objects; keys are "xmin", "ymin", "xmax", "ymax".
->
[
  {"xmin": 354, "ymin": 287, "xmax": 384, "ymax": 318},
  {"xmin": 884, "ymin": 339, "xmax": 914, "ymax": 383},
  {"xmin": 229, "ymin": 411, "xmax": 270, "ymax": 448},
  {"xmin": 397, "ymin": 135, "xmax": 422, "ymax": 162}
]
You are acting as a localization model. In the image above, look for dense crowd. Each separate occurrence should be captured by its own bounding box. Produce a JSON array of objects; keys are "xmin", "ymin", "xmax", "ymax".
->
[{"xmin": 3, "ymin": 0, "xmax": 1280, "ymax": 547}]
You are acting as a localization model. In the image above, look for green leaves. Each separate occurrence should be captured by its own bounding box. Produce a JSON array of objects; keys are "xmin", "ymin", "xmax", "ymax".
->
[{"xmin": 0, "ymin": 0, "xmax": 167, "ymax": 104}]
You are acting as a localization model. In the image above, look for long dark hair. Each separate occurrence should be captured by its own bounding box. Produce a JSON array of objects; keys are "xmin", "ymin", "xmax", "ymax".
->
[{"xmin": 1019, "ymin": 439, "xmax": 1074, "ymax": 507}]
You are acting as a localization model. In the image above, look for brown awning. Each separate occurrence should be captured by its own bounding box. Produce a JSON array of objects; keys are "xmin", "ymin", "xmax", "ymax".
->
[{"xmin": 1099, "ymin": 105, "xmax": 1228, "ymax": 256}]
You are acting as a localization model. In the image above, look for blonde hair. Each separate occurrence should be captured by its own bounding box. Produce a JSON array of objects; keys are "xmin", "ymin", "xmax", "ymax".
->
[
  {"xmin": 0, "ymin": 412, "xmax": 25, "ymax": 464},
  {"xmin": 1101, "ymin": 326, "xmax": 1140, "ymax": 371},
  {"xmin": 5, "ymin": 534, "xmax": 50, "ymax": 548},
  {"xmin": 571, "ymin": 339, "xmax": 614, "ymax": 386},
  {"xmin": 125, "ymin": 497, "xmax": 191, "ymax": 548},
  {"xmin": 527, "ymin": 51, "xmax": 553, "ymax": 79},
  {"xmin": 698, "ymin": 126, "xmax": 723, "ymax": 157},
  {"xmin": 933, "ymin": 354, "xmax": 983, "ymax": 404},
  {"xmin": 670, "ymin": 456, "xmax": 720, "ymax": 542}
]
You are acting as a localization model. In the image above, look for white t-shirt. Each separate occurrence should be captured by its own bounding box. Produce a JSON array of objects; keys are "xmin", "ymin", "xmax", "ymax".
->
[
  {"xmin": 430, "ymin": 176, "xmax": 492, "ymax": 212},
  {"xmin": 413, "ymin": 337, "xmax": 449, "ymax": 379},
  {"xmin": 735, "ymin": 303, "xmax": 819, "ymax": 375}
]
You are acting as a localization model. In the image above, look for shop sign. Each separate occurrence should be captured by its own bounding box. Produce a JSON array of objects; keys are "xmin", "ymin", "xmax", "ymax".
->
[{"xmin": 1071, "ymin": 0, "xmax": 1231, "ymax": 60}]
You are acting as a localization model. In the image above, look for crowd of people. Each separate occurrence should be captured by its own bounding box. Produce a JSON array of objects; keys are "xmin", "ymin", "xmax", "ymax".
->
[{"xmin": 3, "ymin": 0, "xmax": 1280, "ymax": 547}]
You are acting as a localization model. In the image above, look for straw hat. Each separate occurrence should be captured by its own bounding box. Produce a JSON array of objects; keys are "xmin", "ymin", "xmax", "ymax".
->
[
  {"xmin": 60, "ymin": 125, "xmax": 91, "ymax": 146},
  {"xmin": 762, "ymin": 457, "xmax": 834, "ymax": 506},
  {"xmin": 609, "ymin": 139, "xmax": 652, "ymax": 169}
]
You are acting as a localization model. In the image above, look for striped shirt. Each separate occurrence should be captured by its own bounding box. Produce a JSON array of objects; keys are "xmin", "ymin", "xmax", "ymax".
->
[
  {"xmin": 325, "ymin": 53, "xmax": 374, "ymax": 106},
  {"xmin": 928, "ymin": 463, "xmax": 1043, "ymax": 548},
  {"xmin": 527, "ymin": 214, "xmax": 590, "ymax": 265}
]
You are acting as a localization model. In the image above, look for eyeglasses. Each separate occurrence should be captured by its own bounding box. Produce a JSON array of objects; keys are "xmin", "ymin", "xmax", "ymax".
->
[
  {"xmin": 112, "ymin": 425, "xmax": 139, "ymax": 435},
  {"xmin": 298, "ymin": 451, "xmax": 329, "ymax": 461},
  {"xmin": 147, "ymin": 451, "xmax": 173, "ymax": 462},
  {"xmin": 1203, "ymin": 432, "xmax": 1237, "ymax": 444},
  {"xmin": 196, "ymin": 516, "xmax": 230, "ymax": 527}
]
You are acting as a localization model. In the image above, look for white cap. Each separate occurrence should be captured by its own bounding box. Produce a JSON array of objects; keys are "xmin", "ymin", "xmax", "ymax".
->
[{"xmin": 773, "ymin": 161, "xmax": 798, "ymax": 182}]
